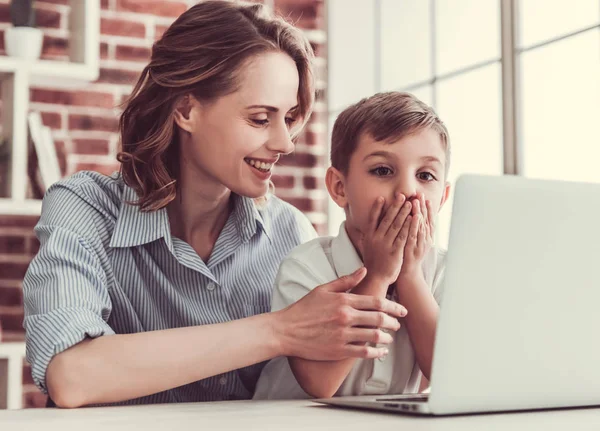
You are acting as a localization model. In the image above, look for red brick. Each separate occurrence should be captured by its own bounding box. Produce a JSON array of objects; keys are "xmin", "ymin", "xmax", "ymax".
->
[
  {"xmin": 41, "ymin": 35, "xmax": 69, "ymax": 58},
  {"xmin": 98, "ymin": 68, "xmax": 140, "ymax": 85},
  {"xmin": 39, "ymin": 0, "xmax": 69, "ymax": 4},
  {"xmin": 27, "ymin": 237, "xmax": 40, "ymax": 255},
  {"xmin": 40, "ymin": 112, "xmax": 62, "ymax": 130},
  {"xmin": 35, "ymin": 7, "xmax": 62, "ymax": 29},
  {"xmin": 283, "ymin": 197, "xmax": 312, "ymax": 212},
  {"xmin": 303, "ymin": 176, "xmax": 319, "ymax": 190},
  {"xmin": 272, "ymin": 174, "xmax": 295, "ymax": 189},
  {"xmin": 101, "ymin": 17, "xmax": 146, "ymax": 38},
  {"xmin": 275, "ymin": 0, "xmax": 323, "ymax": 29},
  {"xmin": 100, "ymin": 42, "xmax": 109, "ymax": 59},
  {"xmin": 0, "ymin": 285, "xmax": 22, "ymax": 307},
  {"xmin": 0, "ymin": 236, "xmax": 26, "ymax": 254},
  {"xmin": 304, "ymin": 130, "xmax": 321, "ymax": 146},
  {"xmin": 117, "ymin": 0, "xmax": 187, "ymax": 18},
  {"xmin": 2, "ymin": 330, "xmax": 24, "ymax": 342},
  {"xmin": 23, "ymin": 363, "xmax": 34, "ymax": 386},
  {"xmin": 0, "ymin": 308, "xmax": 24, "ymax": 331},
  {"xmin": 69, "ymin": 114, "xmax": 118, "ymax": 132},
  {"xmin": 74, "ymin": 163, "xmax": 119, "ymax": 177},
  {"xmin": 0, "ymin": 4, "xmax": 8, "ymax": 22},
  {"xmin": 0, "ymin": 216, "xmax": 39, "ymax": 228},
  {"xmin": 24, "ymin": 388, "xmax": 48, "ymax": 409},
  {"xmin": 0, "ymin": 262, "xmax": 29, "ymax": 280},
  {"xmin": 278, "ymin": 152, "xmax": 320, "ymax": 168},
  {"xmin": 31, "ymin": 89, "xmax": 115, "ymax": 109},
  {"xmin": 73, "ymin": 139, "xmax": 111, "ymax": 156},
  {"xmin": 155, "ymin": 24, "xmax": 169, "ymax": 40},
  {"xmin": 116, "ymin": 45, "xmax": 151, "ymax": 62},
  {"xmin": 101, "ymin": 0, "xmax": 110, "ymax": 9}
]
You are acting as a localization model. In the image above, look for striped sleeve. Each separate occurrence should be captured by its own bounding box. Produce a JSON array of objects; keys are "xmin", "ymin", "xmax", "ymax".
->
[{"xmin": 22, "ymin": 191, "xmax": 115, "ymax": 394}]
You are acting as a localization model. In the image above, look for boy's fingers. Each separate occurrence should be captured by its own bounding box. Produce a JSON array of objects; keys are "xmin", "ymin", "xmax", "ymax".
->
[
  {"xmin": 394, "ymin": 214, "xmax": 412, "ymax": 248},
  {"xmin": 387, "ymin": 199, "xmax": 412, "ymax": 239},
  {"xmin": 323, "ymin": 267, "xmax": 367, "ymax": 292},
  {"xmin": 420, "ymin": 194, "xmax": 428, "ymax": 222},
  {"xmin": 426, "ymin": 200, "xmax": 435, "ymax": 231},
  {"xmin": 368, "ymin": 197, "xmax": 385, "ymax": 234},
  {"xmin": 408, "ymin": 214, "xmax": 420, "ymax": 245},
  {"xmin": 379, "ymin": 193, "xmax": 406, "ymax": 234}
]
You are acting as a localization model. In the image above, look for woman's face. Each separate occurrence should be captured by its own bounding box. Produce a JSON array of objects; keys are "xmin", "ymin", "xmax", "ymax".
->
[{"xmin": 175, "ymin": 51, "xmax": 302, "ymax": 198}]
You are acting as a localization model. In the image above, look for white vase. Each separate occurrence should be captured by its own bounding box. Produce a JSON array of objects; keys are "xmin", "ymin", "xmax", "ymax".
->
[{"xmin": 4, "ymin": 26, "xmax": 43, "ymax": 60}]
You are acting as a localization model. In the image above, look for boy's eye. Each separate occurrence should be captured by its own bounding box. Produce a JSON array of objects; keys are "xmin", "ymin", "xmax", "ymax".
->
[
  {"xmin": 371, "ymin": 166, "xmax": 393, "ymax": 176},
  {"xmin": 418, "ymin": 172, "xmax": 437, "ymax": 181}
]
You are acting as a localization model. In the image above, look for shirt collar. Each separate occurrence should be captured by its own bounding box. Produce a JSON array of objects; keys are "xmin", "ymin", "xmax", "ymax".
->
[
  {"xmin": 232, "ymin": 193, "xmax": 272, "ymax": 243},
  {"xmin": 109, "ymin": 185, "xmax": 172, "ymax": 248},
  {"xmin": 331, "ymin": 221, "xmax": 363, "ymax": 277},
  {"xmin": 110, "ymin": 186, "xmax": 271, "ymax": 248}
]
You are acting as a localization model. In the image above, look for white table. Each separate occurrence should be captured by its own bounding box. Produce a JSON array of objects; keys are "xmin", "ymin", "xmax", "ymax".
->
[
  {"xmin": 1, "ymin": 399, "xmax": 600, "ymax": 431},
  {"xmin": 0, "ymin": 342, "xmax": 25, "ymax": 410}
]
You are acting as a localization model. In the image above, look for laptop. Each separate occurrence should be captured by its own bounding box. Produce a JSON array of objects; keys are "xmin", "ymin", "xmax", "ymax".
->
[{"xmin": 314, "ymin": 174, "xmax": 600, "ymax": 415}]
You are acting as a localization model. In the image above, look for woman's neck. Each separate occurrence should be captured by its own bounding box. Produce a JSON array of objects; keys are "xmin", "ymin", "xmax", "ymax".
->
[{"xmin": 167, "ymin": 174, "xmax": 233, "ymax": 261}]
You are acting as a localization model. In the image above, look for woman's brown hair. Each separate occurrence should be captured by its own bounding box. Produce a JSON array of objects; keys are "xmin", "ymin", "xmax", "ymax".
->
[{"xmin": 117, "ymin": 0, "xmax": 315, "ymax": 211}]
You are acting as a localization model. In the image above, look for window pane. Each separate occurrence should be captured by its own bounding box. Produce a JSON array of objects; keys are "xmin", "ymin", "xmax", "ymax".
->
[
  {"xmin": 380, "ymin": 0, "xmax": 431, "ymax": 91},
  {"xmin": 435, "ymin": 63, "xmax": 504, "ymax": 247},
  {"xmin": 435, "ymin": 0, "xmax": 500, "ymax": 76},
  {"xmin": 518, "ymin": 0, "xmax": 600, "ymax": 49},
  {"xmin": 328, "ymin": 0, "xmax": 376, "ymax": 111},
  {"xmin": 521, "ymin": 29, "xmax": 600, "ymax": 183},
  {"xmin": 407, "ymin": 85, "xmax": 433, "ymax": 107}
]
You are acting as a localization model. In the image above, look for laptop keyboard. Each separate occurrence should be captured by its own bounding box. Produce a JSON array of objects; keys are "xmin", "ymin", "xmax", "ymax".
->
[{"xmin": 375, "ymin": 394, "xmax": 429, "ymax": 403}]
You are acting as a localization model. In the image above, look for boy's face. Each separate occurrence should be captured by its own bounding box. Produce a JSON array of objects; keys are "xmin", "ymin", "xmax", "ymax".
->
[{"xmin": 327, "ymin": 128, "xmax": 451, "ymax": 246}]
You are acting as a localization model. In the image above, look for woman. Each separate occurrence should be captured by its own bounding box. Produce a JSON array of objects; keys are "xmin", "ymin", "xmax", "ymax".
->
[{"xmin": 22, "ymin": 0, "xmax": 405, "ymax": 408}]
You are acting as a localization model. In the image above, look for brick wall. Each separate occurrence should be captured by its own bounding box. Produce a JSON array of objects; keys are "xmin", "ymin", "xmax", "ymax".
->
[{"xmin": 0, "ymin": 0, "xmax": 327, "ymax": 408}]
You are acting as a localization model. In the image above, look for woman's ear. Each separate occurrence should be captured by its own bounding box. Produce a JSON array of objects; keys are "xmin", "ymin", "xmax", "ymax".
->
[
  {"xmin": 326, "ymin": 166, "xmax": 348, "ymax": 209},
  {"xmin": 173, "ymin": 95, "xmax": 199, "ymax": 133}
]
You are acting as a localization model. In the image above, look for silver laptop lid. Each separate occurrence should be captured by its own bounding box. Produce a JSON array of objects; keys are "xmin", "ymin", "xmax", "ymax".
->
[{"xmin": 429, "ymin": 174, "xmax": 600, "ymax": 415}]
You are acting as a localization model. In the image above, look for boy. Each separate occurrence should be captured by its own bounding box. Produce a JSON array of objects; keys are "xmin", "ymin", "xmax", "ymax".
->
[{"xmin": 254, "ymin": 92, "xmax": 451, "ymax": 399}]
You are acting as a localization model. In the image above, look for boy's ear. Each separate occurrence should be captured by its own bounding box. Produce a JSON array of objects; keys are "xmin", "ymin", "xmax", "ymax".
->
[
  {"xmin": 325, "ymin": 166, "xmax": 348, "ymax": 209},
  {"xmin": 438, "ymin": 181, "xmax": 451, "ymax": 210},
  {"xmin": 173, "ymin": 94, "xmax": 199, "ymax": 133}
]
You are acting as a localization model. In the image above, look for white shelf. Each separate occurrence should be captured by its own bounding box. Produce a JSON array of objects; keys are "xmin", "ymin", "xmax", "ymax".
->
[
  {"xmin": 0, "ymin": 198, "xmax": 42, "ymax": 216},
  {"xmin": 0, "ymin": 0, "xmax": 100, "ymax": 215},
  {"xmin": 0, "ymin": 342, "xmax": 26, "ymax": 410}
]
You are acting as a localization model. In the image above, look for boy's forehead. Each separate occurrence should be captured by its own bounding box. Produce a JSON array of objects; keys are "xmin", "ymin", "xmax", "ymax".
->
[{"xmin": 353, "ymin": 129, "xmax": 446, "ymax": 162}]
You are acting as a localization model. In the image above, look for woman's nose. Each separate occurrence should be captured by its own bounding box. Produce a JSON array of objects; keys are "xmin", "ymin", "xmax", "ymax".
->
[{"xmin": 266, "ymin": 126, "xmax": 294, "ymax": 156}]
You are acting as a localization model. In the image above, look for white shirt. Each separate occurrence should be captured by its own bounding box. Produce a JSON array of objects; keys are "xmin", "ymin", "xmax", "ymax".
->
[{"xmin": 253, "ymin": 222, "xmax": 446, "ymax": 400}]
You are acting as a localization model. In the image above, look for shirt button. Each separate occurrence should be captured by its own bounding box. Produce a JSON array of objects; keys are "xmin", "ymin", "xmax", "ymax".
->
[
  {"xmin": 207, "ymin": 282, "xmax": 216, "ymax": 291},
  {"xmin": 219, "ymin": 377, "xmax": 227, "ymax": 385}
]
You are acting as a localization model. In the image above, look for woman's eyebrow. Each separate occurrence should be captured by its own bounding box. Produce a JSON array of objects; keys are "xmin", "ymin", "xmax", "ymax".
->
[{"xmin": 246, "ymin": 104, "xmax": 299, "ymax": 112}]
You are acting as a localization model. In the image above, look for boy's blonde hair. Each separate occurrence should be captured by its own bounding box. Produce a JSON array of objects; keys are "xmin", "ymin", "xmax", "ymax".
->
[{"xmin": 331, "ymin": 92, "xmax": 451, "ymax": 177}]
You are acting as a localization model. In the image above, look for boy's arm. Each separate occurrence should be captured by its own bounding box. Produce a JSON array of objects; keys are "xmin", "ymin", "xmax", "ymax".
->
[
  {"xmin": 289, "ymin": 273, "xmax": 391, "ymax": 398},
  {"xmin": 394, "ymin": 274, "xmax": 439, "ymax": 380}
]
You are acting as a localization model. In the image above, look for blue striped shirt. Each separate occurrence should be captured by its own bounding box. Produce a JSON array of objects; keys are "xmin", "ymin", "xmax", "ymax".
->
[{"xmin": 22, "ymin": 171, "xmax": 316, "ymax": 405}]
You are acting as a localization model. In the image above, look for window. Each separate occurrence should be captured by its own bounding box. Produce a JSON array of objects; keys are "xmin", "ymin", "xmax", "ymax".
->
[{"xmin": 327, "ymin": 0, "xmax": 600, "ymax": 247}]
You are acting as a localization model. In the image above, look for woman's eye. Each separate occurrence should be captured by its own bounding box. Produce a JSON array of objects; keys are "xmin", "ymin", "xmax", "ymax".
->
[
  {"xmin": 418, "ymin": 172, "xmax": 436, "ymax": 181},
  {"xmin": 285, "ymin": 117, "xmax": 297, "ymax": 127},
  {"xmin": 251, "ymin": 118, "xmax": 269, "ymax": 126},
  {"xmin": 371, "ymin": 166, "xmax": 393, "ymax": 176}
]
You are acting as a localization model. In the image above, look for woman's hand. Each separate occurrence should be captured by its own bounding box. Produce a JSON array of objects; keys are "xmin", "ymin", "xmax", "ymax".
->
[{"xmin": 274, "ymin": 267, "xmax": 408, "ymax": 361}]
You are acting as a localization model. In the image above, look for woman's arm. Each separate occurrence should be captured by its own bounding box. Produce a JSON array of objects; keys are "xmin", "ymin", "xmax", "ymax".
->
[
  {"xmin": 47, "ymin": 268, "xmax": 407, "ymax": 408},
  {"xmin": 47, "ymin": 312, "xmax": 280, "ymax": 408}
]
